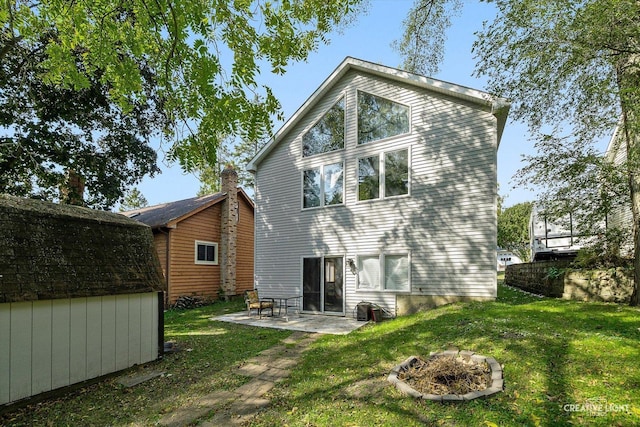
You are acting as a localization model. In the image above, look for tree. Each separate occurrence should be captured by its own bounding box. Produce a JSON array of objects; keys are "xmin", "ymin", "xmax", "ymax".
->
[
  {"xmin": 0, "ymin": 33, "xmax": 162, "ymax": 209},
  {"xmin": 396, "ymin": 0, "xmax": 640, "ymax": 305},
  {"xmin": 472, "ymin": 0, "xmax": 640, "ymax": 305},
  {"xmin": 498, "ymin": 202, "xmax": 533, "ymax": 262},
  {"xmin": 119, "ymin": 188, "xmax": 149, "ymax": 211},
  {"xmin": 392, "ymin": 0, "xmax": 462, "ymax": 75},
  {"xmin": 228, "ymin": 135, "xmax": 269, "ymax": 191},
  {"xmin": 2, "ymin": 0, "xmax": 367, "ymax": 177}
]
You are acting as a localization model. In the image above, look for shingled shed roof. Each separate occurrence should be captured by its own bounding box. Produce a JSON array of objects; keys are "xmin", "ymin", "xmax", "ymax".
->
[{"xmin": 0, "ymin": 194, "xmax": 164, "ymax": 303}]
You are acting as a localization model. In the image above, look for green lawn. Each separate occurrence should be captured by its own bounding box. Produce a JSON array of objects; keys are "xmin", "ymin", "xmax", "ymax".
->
[
  {"xmin": 251, "ymin": 284, "xmax": 640, "ymax": 427},
  {"xmin": 2, "ymin": 283, "xmax": 639, "ymax": 426}
]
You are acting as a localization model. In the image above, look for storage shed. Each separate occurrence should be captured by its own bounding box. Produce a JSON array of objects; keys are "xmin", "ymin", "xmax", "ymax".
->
[{"xmin": 0, "ymin": 194, "xmax": 164, "ymax": 406}]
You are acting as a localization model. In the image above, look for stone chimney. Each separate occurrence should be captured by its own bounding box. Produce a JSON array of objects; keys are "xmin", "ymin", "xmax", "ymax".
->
[
  {"xmin": 220, "ymin": 165, "xmax": 238, "ymax": 299},
  {"xmin": 60, "ymin": 169, "xmax": 85, "ymax": 206}
]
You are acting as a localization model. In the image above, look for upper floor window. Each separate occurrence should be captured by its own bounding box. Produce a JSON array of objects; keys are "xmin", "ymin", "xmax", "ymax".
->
[
  {"xmin": 357, "ymin": 91, "xmax": 410, "ymax": 145},
  {"xmin": 303, "ymin": 162, "xmax": 344, "ymax": 209},
  {"xmin": 384, "ymin": 149, "xmax": 409, "ymax": 197},
  {"xmin": 303, "ymin": 97, "xmax": 345, "ymax": 157},
  {"xmin": 358, "ymin": 148, "xmax": 409, "ymax": 201}
]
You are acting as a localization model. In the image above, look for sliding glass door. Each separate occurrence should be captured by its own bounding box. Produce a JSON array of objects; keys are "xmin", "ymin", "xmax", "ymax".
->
[{"xmin": 302, "ymin": 256, "xmax": 344, "ymax": 314}]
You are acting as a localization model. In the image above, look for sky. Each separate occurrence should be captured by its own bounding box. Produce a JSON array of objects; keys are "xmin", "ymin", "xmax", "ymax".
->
[{"xmin": 133, "ymin": 0, "xmax": 593, "ymax": 209}]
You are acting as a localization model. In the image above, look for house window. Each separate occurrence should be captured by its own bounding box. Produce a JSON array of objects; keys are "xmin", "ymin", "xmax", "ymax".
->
[
  {"xmin": 324, "ymin": 162, "xmax": 344, "ymax": 205},
  {"xmin": 385, "ymin": 149, "xmax": 409, "ymax": 197},
  {"xmin": 303, "ymin": 168, "xmax": 321, "ymax": 208},
  {"xmin": 303, "ymin": 97, "xmax": 345, "ymax": 157},
  {"xmin": 356, "ymin": 255, "xmax": 380, "ymax": 290},
  {"xmin": 384, "ymin": 254, "xmax": 410, "ymax": 291},
  {"xmin": 357, "ymin": 91, "xmax": 410, "ymax": 145},
  {"xmin": 303, "ymin": 162, "xmax": 344, "ymax": 209},
  {"xmin": 195, "ymin": 241, "xmax": 218, "ymax": 265},
  {"xmin": 358, "ymin": 148, "xmax": 409, "ymax": 201},
  {"xmin": 358, "ymin": 156, "xmax": 380, "ymax": 201},
  {"xmin": 357, "ymin": 253, "xmax": 410, "ymax": 292}
]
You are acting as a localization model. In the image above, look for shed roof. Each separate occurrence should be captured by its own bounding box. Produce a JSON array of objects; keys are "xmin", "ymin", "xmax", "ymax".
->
[
  {"xmin": 247, "ymin": 56, "xmax": 510, "ymax": 172},
  {"xmin": 121, "ymin": 188, "xmax": 253, "ymax": 229},
  {"xmin": 0, "ymin": 194, "xmax": 164, "ymax": 303}
]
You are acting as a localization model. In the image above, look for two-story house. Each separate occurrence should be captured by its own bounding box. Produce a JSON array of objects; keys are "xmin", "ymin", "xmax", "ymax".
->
[{"xmin": 247, "ymin": 57, "xmax": 509, "ymax": 316}]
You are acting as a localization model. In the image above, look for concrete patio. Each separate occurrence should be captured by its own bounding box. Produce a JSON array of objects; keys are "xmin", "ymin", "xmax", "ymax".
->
[{"xmin": 211, "ymin": 312, "xmax": 368, "ymax": 335}]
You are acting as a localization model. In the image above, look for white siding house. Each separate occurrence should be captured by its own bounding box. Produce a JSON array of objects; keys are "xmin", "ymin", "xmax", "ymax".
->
[
  {"xmin": 605, "ymin": 124, "xmax": 634, "ymax": 256},
  {"xmin": 247, "ymin": 57, "xmax": 509, "ymax": 316}
]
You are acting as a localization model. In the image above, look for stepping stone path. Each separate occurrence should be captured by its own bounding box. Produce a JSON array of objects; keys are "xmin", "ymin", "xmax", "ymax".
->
[{"xmin": 157, "ymin": 331, "xmax": 320, "ymax": 426}]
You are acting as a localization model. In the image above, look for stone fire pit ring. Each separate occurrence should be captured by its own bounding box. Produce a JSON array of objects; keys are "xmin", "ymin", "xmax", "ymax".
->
[{"xmin": 388, "ymin": 350, "xmax": 504, "ymax": 402}]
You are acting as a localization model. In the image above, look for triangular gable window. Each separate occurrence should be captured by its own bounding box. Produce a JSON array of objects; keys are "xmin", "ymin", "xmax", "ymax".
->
[
  {"xmin": 302, "ymin": 97, "xmax": 345, "ymax": 157},
  {"xmin": 357, "ymin": 91, "xmax": 409, "ymax": 144}
]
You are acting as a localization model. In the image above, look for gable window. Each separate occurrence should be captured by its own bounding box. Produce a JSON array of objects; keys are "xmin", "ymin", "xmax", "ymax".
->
[
  {"xmin": 357, "ymin": 253, "xmax": 410, "ymax": 292},
  {"xmin": 195, "ymin": 241, "xmax": 218, "ymax": 265},
  {"xmin": 303, "ymin": 97, "xmax": 345, "ymax": 157},
  {"xmin": 357, "ymin": 91, "xmax": 409, "ymax": 145},
  {"xmin": 303, "ymin": 162, "xmax": 344, "ymax": 209},
  {"xmin": 358, "ymin": 148, "xmax": 409, "ymax": 201}
]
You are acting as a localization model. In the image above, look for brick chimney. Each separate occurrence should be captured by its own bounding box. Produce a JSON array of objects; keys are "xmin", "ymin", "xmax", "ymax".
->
[
  {"xmin": 60, "ymin": 170, "xmax": 85, "ymax": 206},
  {"xmin": 220, "ymin": 165, "xmax": 238, "ymax": 299}
]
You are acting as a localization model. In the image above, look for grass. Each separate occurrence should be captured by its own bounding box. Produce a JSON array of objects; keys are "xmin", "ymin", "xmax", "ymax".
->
[{"xmin": 2, "ymin": 281, "xmax": 640, "ymax": 426}]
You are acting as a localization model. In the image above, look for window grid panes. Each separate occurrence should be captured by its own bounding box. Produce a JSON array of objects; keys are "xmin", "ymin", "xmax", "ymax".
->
[
  {"xmin": 357, "ymin": 256, "xmax": 379, "ymax": 290},
  {"xmin": 384, "ymin": 255, "xmax": 410, "ymax": 291},
  {"xmin": 357, "ymin": 91, "xmax": 410, "ymax": 145},
  {"xmin": 358, "ymin": 148, "xmax": 409, "ymax": 202},
  {"xmin": 303, "ymin": 168, "xmax": 321, "ymax": 208},
  {"xmin": 356, "ymin": 254, "xmax": 410, "ymax": 292},
  {"xmin": 303, "ymin": 97, "xmax": 345, "ymax": 157},
  {"xmin": 303, "ymin": 162, "xmax": 344, "ymax": 209},
  {"xmin": 385, "ymin": 149, "xmax": 409, "ymax": 197},
  {"xmin": 195, "ymin": 241, "xmax": 218, "ymax": 265},
  {"xmin": 324, "ymin": 162, "xmax": 344, "ymax": 205},
  {"xmin": 358, "ymin": 156, "xmax": 380, "ymax": 201}
]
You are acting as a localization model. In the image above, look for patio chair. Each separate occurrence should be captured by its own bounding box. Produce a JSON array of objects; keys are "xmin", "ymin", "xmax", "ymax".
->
[{"xmin": 244, "ymin": 290, "xmax": 274, "ymax": 319}]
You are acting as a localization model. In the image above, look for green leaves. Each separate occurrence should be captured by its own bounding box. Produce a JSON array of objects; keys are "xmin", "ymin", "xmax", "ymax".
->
[
  {"xmin": 498, "ymin": 202, "xmax": 533, "ymax": 262},
  {"xmin": 2, "ymin": 0, "xmax": 366, "ymax": 174},
  {"xmin": 393, "ymin": 0, "xmax": 462, "ymax": 76}
]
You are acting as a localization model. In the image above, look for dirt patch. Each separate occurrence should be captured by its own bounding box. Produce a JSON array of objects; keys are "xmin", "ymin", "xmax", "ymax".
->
[{"xmin": 397, "ymin": 355, "xmax": 491, "ymax": 396}]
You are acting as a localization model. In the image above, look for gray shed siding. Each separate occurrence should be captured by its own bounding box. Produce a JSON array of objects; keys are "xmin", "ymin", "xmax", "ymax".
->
[{"xmin": 254, "ymin": 68, "xmax": 498, "ymax": 315}]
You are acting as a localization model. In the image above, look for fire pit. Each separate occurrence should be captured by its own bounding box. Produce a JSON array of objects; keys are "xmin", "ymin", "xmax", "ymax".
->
[{"xmin": 388, "ymin": 350, "xmax": 504, "ymax": 401}]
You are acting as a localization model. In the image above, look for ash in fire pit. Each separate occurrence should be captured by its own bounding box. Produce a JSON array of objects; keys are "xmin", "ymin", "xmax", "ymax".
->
[{"xmin": 388, "ymin": 350, "xmax": 504, "ymax": 402}]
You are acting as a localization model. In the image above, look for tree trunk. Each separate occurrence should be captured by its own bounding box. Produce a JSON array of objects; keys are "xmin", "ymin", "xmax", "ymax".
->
[
  {"xmin": 618, "ymin": 53, "xmax": 640, "ymax": 306},
  {"xmin": 626, "ymin": 129, "xmax": 640, "ymax": 306}
]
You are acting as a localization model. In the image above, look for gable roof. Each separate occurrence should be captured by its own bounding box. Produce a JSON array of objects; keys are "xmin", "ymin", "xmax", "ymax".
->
[
  {"xmin": 247, "ymin": 57, "xmax": 510, "ymax": 173},
  {"xmin": 122, "ymin": 188, "xmax": 254, "ymax": 229}
]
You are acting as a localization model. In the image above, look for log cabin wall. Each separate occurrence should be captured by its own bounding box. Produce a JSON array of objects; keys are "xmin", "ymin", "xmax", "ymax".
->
[{"xmin": 167, "ymin": 203, "xmax": 222, "ymax": 304}]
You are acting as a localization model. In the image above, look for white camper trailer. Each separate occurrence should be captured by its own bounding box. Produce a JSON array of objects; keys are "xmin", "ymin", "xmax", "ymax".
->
[{"xmin": 529, "ymin": 205, "xmax": 583, "ymax": 261}]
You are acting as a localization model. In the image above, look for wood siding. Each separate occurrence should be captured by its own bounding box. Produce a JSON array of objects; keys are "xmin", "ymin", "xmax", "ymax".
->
[
  {"xmin": 167, "ymin": 204, "xmax": 222, "ymax": 304},
  {"xmin": 254, "ymin": 69, "xmax": 498, "ymax": 316},
  {"xmin": 236, "ymin": 197, "xmax": 255, "ymax": 293},
  {"xmin": 154, "ymin": 231, "xmax": 168, "ymax": 284},
  {"xmin": 0, "ymin": 293, "xmax": 159, "ymax": 405}
]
